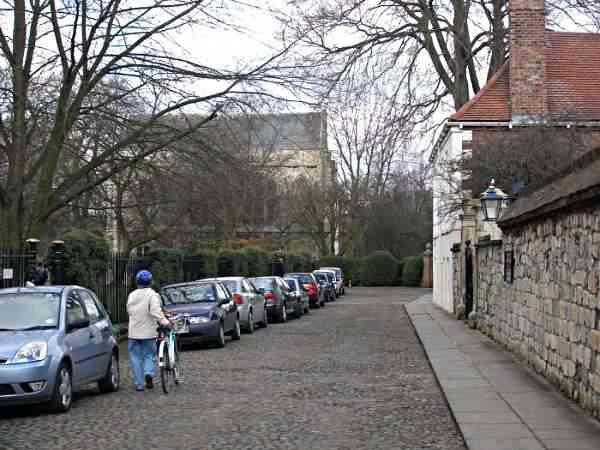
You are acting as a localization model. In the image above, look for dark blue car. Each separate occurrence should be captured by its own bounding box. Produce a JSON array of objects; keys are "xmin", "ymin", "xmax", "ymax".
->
[
  {"xmin": 0, "ymin": 286, "xmax": 120, "ymax": 413},
  {"xmin": 161, "ymin": 281, "xmax": 241, "ymax": 348}
]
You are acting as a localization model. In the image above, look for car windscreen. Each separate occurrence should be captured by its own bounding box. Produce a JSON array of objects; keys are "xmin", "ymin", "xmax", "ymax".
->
[
  {"xmin": 0, "ymin": 293, "xmax": 61, "ymax": 331},
  {"xmin": 288, "ymin": 274, "xmax": 312, "ymax": 284},
  {"xmin": 162, "ymin": 284, "xmax": 216, "ymax": 304},
  {"xmin": 220, "ymin": 280, "xmax": 241, "ymax": 294},
  {"xmin": 250, "ymin": 278, "xmax": 275, "ymax": 290},
  {"xmin": 285, "ymin": 279, "xmax": 297, "ymax": 290},
  {"xmin": 322, "ymin": 269, "xmax": 342, "ymax": 280},
  {"xmin": 314, "ymin": 273, "xmax": 327, "ymax": 282},
  {"xmin": 326, "ymin": 273, "xmax": 335, "ymax": 282}
]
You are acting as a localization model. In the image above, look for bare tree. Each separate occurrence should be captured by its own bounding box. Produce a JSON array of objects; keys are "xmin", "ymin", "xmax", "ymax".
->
[
  {"xmin": 435, "ymin": 124, "xmax": 596, "ymax": 221},
  {"xmin": 328, "ymin": 74, "xmax": 415, "ymax": 255},
  {"xmin": 285, "ymin": 0, "xmax": 600, "ymax": 112},
  {"xmin": 0, "ymin": 0, "xmax": 298, "ymax": 248}
]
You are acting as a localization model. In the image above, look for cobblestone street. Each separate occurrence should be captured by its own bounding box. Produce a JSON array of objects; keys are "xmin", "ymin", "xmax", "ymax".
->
[{"xmin": 0, "ymin": 288, "xmax": 465, "ymax": 450}]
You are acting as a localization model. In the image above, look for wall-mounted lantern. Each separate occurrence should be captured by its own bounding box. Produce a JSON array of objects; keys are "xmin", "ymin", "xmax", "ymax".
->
[{"xmin": 480, "ymin": 179, "xmax": 512, "ymax": 222}]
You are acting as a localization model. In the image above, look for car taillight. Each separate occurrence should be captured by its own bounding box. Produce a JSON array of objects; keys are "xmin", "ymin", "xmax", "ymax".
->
[
  {"xmin": 233, "ymin": 293, "xmax": 244, "ymax": 305},
  {"xmin": 264, "ymin": 291, "xmax": 274, "ymax": 301},
  {"xmin": 303, "ymin": 283, "xmax": 317, "ymax": 297}
]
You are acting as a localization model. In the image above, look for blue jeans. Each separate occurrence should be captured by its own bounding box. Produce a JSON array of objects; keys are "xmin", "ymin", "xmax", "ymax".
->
[{"xmin": 128, "ymin": 339, "xmax": 156, "ymax": 390}]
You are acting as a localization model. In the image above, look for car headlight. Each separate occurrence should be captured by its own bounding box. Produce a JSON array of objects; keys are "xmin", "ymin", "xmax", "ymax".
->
[
  {"xmin": 189, "ymin": 316, "xmax": 211, "ymax": 325},
  {"xmin": 10, "ymin": 342, "xmax": 48, "ymax": 364}
]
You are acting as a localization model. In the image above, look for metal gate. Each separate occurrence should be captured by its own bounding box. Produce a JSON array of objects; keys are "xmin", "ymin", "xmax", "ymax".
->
[{"xmin": 464, "ymin": 241, "xmax": 474, "ymax": 317}]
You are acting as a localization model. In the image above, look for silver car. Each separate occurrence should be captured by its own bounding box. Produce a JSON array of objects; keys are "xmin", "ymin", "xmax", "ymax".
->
[
  {"xmin": 205, "ymin": 277, "xmax": 268, "ymax": 333},
  {"xmin": 320, "ymin": 267, "xmax": 345, "ymax": 296},
  {"xmin": 0, "ymin": 286, "xmax": 120, "ymax": 413}
]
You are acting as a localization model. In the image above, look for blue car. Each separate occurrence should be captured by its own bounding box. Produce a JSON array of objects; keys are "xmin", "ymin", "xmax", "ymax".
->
[
  {"xmin": 161, "ymin": 281, "xmax": 241, "ymax": 348},
  {"xmin": 0, "ymin": 286, "xmax": 120, "ymax": 413}
]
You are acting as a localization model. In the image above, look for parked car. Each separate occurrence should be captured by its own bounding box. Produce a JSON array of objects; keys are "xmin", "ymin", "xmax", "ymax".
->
[
  {"xmin": 320, "ymin": 267, "xmax": 345, "ymax": 296},
  {"xmin": 284, "ymin": 278, "xmax": 310, "ymax": 315},
  {"xmin": 284, "ymin": 272, "xmax": 325, "ymax": 308},
  {"xmin": 0, "ymin": 286, "xmax": 120, "ymax": 413},
  {"xmin": 202, "ymin": 277, "xmax": 267, "ymax": 333},
  {"xmin": 318, "ymin": 269, "xmax": 339, "ymax": 298},
  {"xmin": 313, "ymin": 271, "xmax": 336, "ymax": 302},
  {"xmin": 248, "ymin": 276, "xmax": 302, "ymax": 322},
  {"xmin": 161, "ymin": 281, "xmax": 241, "ymax": 348}
]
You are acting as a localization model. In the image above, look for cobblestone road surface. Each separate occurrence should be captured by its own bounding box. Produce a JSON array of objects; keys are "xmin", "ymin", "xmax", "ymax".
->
[{"xmin": 0, "ymin": 287, "xmax": 466, "ymax": 450}]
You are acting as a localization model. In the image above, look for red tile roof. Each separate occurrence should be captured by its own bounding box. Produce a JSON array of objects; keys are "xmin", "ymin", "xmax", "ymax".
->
[{"xmin": 451, "ymin": 32, "xmax": 600, "ymax": 122}]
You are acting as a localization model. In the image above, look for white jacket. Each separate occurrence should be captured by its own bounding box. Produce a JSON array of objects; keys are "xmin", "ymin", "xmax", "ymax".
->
[{"xmin": 127, "ymin": 288, "xmax": 167, "ymax": 339}]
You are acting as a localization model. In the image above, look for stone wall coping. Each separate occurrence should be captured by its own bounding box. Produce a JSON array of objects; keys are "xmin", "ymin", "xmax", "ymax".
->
[{"xmin": 475, "ymin": 238, "xmax": 503, "ymax": 248}]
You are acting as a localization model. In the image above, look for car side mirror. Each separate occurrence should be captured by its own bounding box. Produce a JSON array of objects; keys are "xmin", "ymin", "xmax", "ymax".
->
[{"xmin": 67, "ymin": 318, "xmax": 90, "ymax": 332}]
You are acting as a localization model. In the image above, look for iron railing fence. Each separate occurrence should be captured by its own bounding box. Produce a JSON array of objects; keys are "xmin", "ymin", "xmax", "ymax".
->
[
  {"xmin": 0, "ymin": 250, "xmax": 206, "ymax": 326},
  {"xmin": 0, "ymin": 249, "xmax": 35, "ymax": 289}
]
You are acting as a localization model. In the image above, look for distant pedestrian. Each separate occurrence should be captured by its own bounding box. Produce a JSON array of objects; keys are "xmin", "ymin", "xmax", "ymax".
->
[
  {"xmin": 31, "ymin": 262, "xmax": 48, "ymax": 286},
  {"xmin": 126, "ymin": 270, "xmax": 171, "ymax": 392}
]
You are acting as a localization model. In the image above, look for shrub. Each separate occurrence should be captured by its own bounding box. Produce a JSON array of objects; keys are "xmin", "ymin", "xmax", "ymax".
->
[
  {"xmin": 146, "ymin": 248, "xmax": 184, "ymax": 287},
  {"xmin": 285, "ymin": 253, "xmax": 312, "ymax": 273},
  {"xmin": 348, "ymin": 257, "xmax": 365, "ymax": 286},
  {"xmin": 362, "ymin": 251, "xmax": 400, "ymax": 286},
  {"xmin": 192, "ymin": 249, "xmax": 217, "ymax": 279},
  {"xmin": 217, "ymin": 249, "xmax": 249, "ymax": 277},
  {"xmin": 61, "ymin": 230, "xmax": 111, "ymax": 291},
  {"xmin": 243, "ymin": 247, "xmax": 270, "ymax": 276},
  {"xmin": 401, "ymin": 256, "xmax": 424, "ymax": 287}
]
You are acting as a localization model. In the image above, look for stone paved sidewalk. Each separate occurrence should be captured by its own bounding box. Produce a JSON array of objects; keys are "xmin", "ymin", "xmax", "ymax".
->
[{"xmin": 406, "ymin": 294, "xmax": 600, "ymax": 450}]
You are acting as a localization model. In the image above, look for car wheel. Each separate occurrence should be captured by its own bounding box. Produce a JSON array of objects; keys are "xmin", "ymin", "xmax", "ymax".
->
[
  {"xmin": 279, "ymin": 304, "xmax": 287, "ymax": 322},
  {"xmin": 246, "ymin": 311, "xmax": 255, "ymax": 334},
  {"xmin": 215, "ymin": 322, "xmax": 226, "ymax": 348},
  {"xmin": 49, "ymin": 363, "xmax": 72, "ymax": 413},
  {"xmin": 98, "ymin": 352, "xmax": 120, "ymax": 393},
  {"xmin": 231, "ymin": 319, "xmax": 241, "ymax": 341}
]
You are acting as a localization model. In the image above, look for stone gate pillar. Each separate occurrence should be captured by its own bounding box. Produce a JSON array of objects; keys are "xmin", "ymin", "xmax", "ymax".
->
[{"xmin": 421, "ymin": 243, "xmax": 433, "ymax": 288}]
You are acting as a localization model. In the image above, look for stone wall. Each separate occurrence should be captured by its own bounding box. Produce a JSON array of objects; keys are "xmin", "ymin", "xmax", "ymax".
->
[{"xmin": 476, "ymin": 208, "xmax": 600, "ymax": 418}]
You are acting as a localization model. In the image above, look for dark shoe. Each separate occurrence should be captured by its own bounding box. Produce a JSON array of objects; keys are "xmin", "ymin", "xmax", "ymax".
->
[
  {"xmin": 135, "ymin": 387, "xmax": 144, "ymax": 392},
  {"xmin": 145, "ymin": 375, "xmax": 154, "ymax": 390}
]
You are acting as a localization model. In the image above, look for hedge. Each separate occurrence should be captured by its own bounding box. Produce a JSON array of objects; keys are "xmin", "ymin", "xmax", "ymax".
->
[
  {"xmin": 401, "ymin": 256, "xmax": 424, "ymax": 287},
  {"xmin": 216, "ymin": 249, "xmax": 249, "ymax": 277},
  {"xmin": 147, "ymin": 248, "xmax": 185, "ymax": 287},
  {"xmin": 193, "ymin": 249, "xmax": 217, "ymax": 279},
  {"xmin": 286, "ymin": 253, "xmax": 313, "ymax": 273},
  {"xmin": 61, "ymin": 230, "xmax": 111, "ymax": 291},
  {"xmin": 242, "ymin": 247, "xmax": 270, "ymax": 277},
  {"xmin": 362, "ymin": 251, "xmax": 400, "ymax": 286}
]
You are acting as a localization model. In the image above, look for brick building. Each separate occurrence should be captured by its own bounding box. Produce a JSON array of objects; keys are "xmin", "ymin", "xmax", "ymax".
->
[{"xmin": 432, "ymin": 0, "xmax": 600, "ymax": 314}]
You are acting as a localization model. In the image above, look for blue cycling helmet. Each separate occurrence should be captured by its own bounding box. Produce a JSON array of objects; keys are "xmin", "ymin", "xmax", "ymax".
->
[{"xmin": 136, "ymin": 270, "xmax": 153, "ymax": 286}]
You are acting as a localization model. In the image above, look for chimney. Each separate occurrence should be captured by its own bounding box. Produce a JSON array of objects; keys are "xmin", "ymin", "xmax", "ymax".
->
[{"xmin": 509, "ymin": 0, "xmax": 547, "ymax": 123}]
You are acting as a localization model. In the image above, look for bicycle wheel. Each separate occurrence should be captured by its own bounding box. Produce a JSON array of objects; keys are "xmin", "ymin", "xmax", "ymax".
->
[
  {"xmin": 173, "ymin": 346, "xmax": 183, "ymax": 385},
  {"xmin": 159, "ymin": 340, "xmax": 171, "ymax": 395}
]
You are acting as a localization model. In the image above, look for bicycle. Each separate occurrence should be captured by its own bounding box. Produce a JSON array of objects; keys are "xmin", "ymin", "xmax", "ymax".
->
[{"xmin": 157, "ymin": 314, "xmax": 187, "ymax": 394}]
